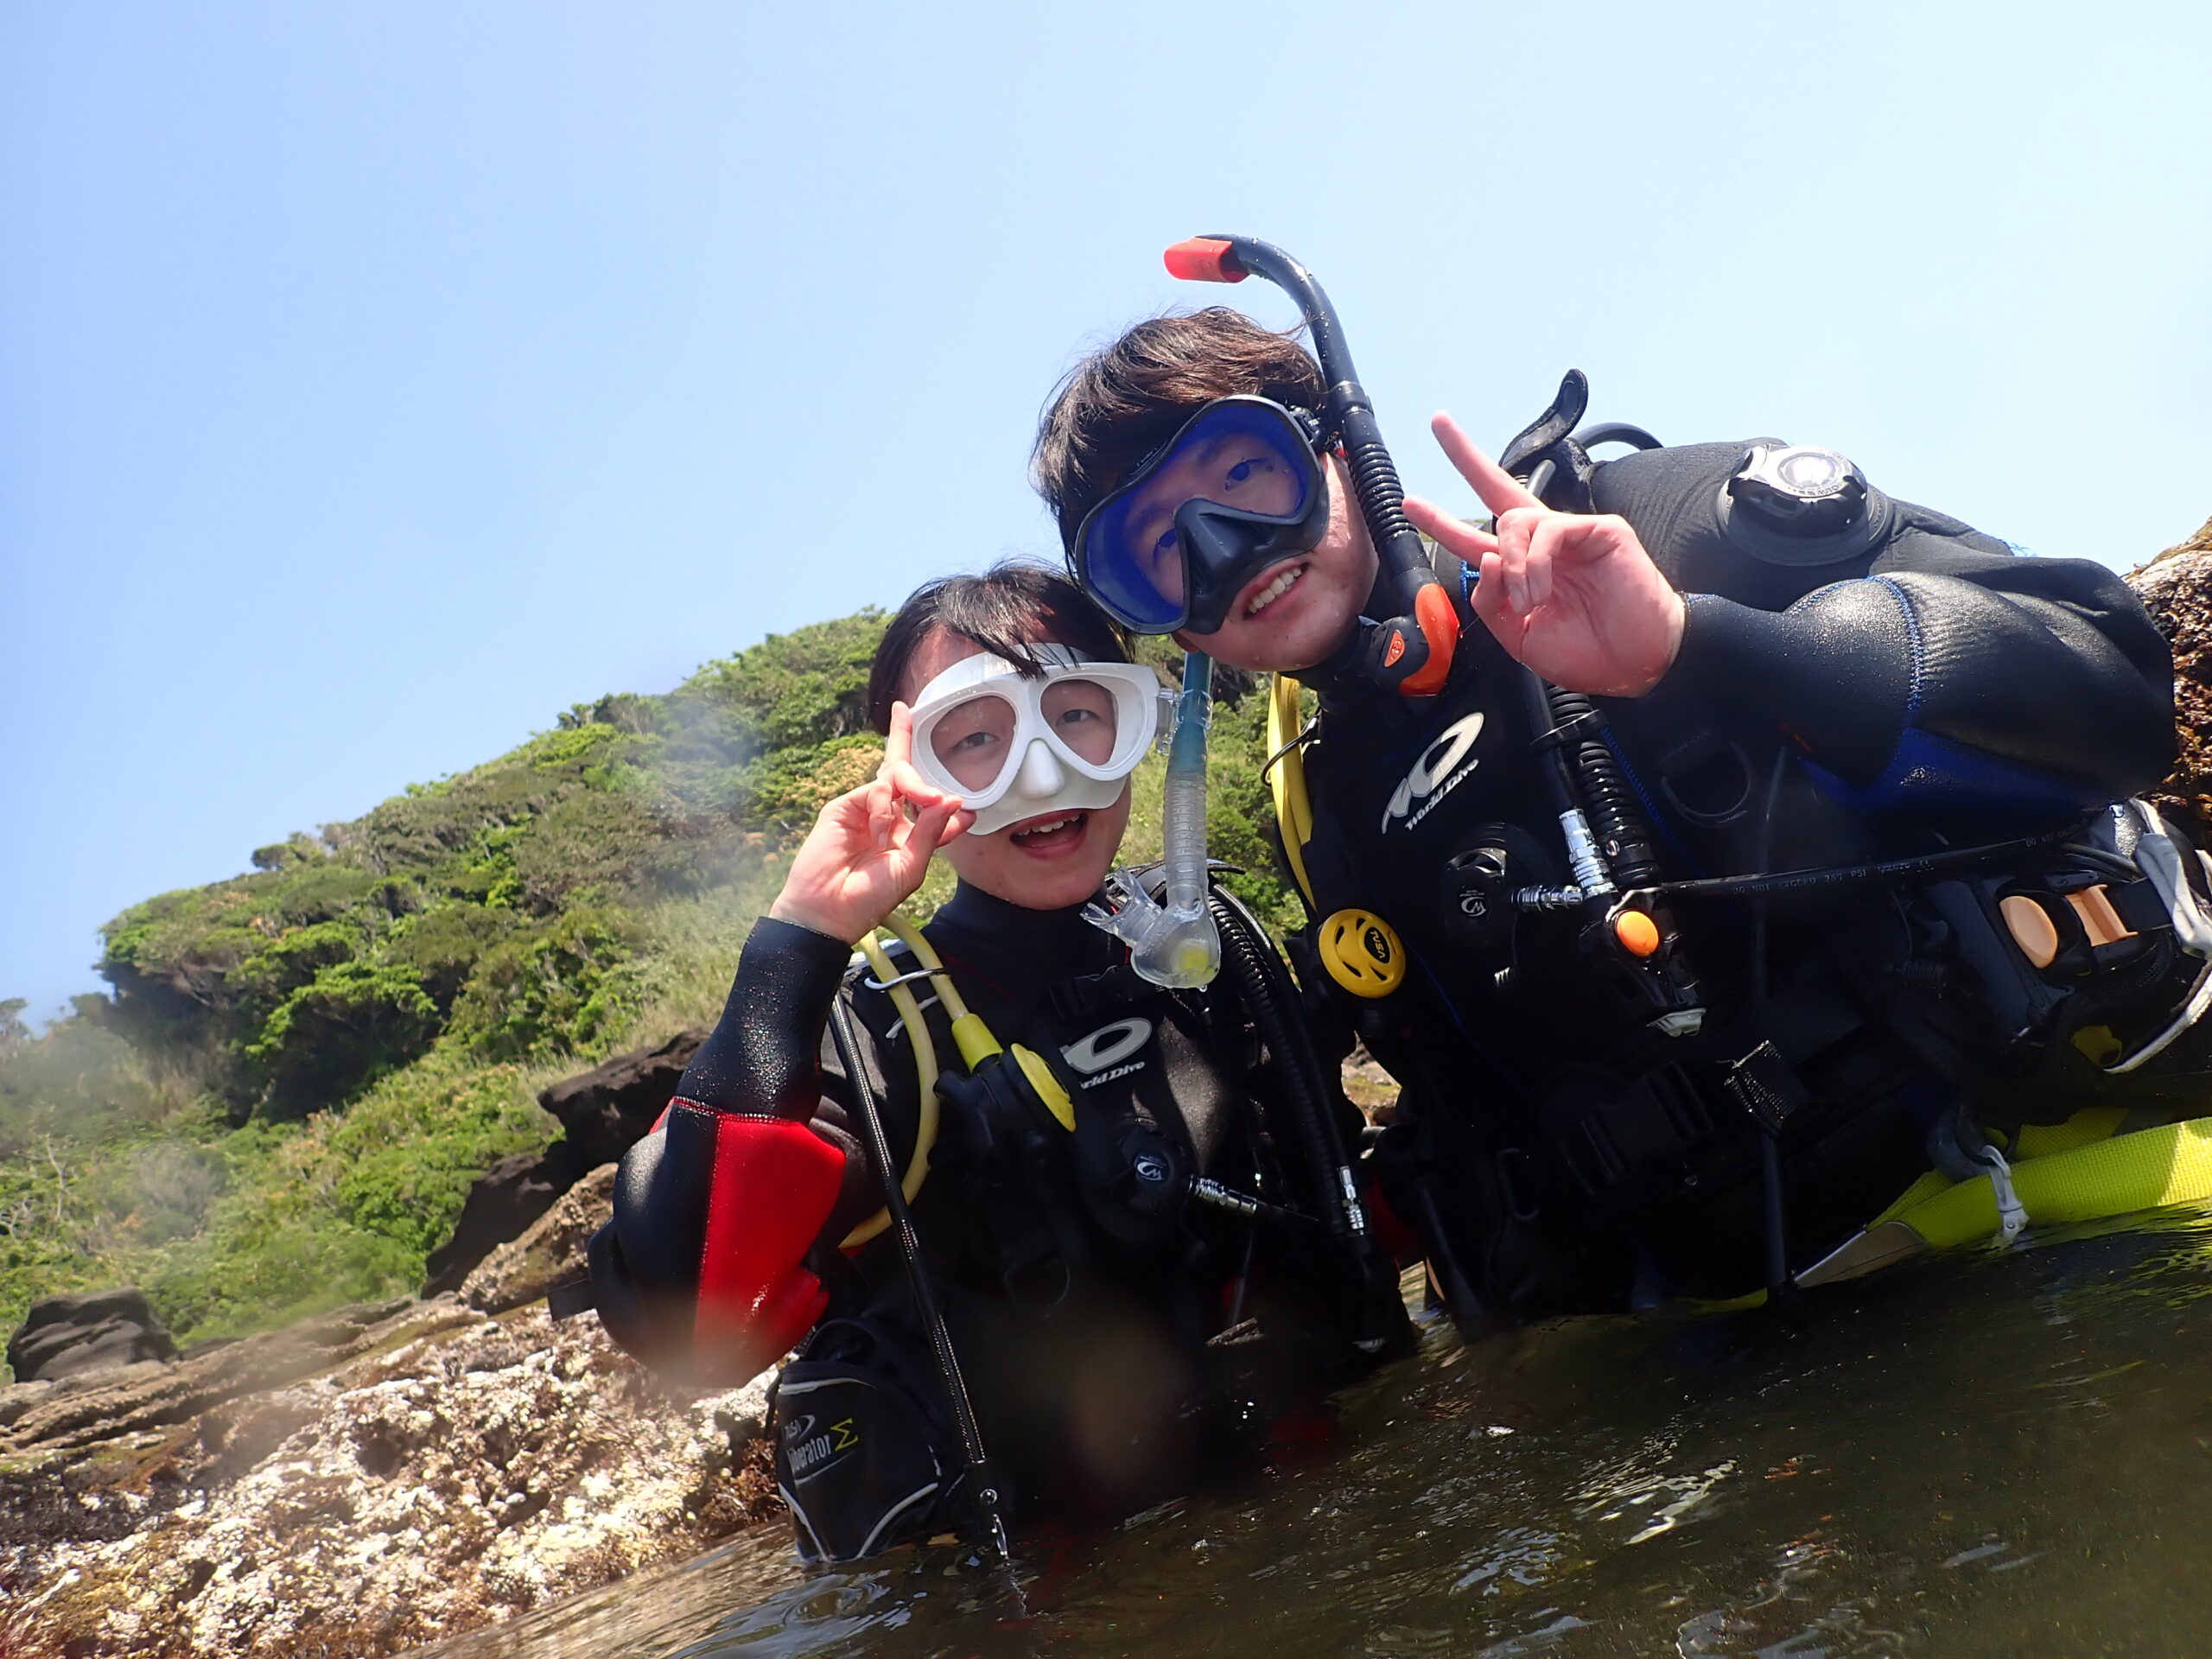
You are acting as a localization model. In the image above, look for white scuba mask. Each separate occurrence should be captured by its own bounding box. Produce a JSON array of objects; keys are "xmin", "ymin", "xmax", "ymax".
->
[{"xmin": 906, "ymin": 646, "xmax": 1162, "ymax": 837}]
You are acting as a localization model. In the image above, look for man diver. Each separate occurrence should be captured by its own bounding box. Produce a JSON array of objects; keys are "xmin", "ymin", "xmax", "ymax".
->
[{"xmin": 1039, "ymin": 238, "xmax": 2196, "ymax": 1325}]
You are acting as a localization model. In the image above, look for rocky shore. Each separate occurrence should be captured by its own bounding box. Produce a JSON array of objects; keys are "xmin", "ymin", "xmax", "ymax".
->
[
  {"xmin": 0, "ymin": 1027, "xmax": 777, "ymax": 1659},
  {"xmin": 0, "ymin": 1292, "xmax": 777, "ymax": 1658}
]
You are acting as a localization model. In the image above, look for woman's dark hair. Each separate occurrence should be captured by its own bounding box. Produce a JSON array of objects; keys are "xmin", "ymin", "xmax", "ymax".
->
[
  {"xmin": 866, "ymin": 561, "xmax": 1132, "ymax": 733},
  {"xmin": 1032, "ymin": 307, "xmax": 1325, "ymax": 550}
]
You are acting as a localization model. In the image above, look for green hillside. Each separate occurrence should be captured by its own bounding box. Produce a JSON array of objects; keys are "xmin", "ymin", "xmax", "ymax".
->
[{"xmin": 0, "ymin": 616, "xmax": 1295, "ymax": 1348}]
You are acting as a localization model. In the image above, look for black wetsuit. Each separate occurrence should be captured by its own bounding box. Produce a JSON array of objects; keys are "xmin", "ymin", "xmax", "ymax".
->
[
  {"xmin": 1294, "ymin": 440, "xmax": 2177, "ymax": 1322},
  {"xmin": 591, "ymin": 882, "xmax": 1389, "ymax": 1560}
]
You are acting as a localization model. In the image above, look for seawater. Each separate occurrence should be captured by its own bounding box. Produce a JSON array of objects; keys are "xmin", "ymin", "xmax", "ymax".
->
[{"xmin": 418, "ymin": 1212, "xmax": 2212, "ymax": 1658}]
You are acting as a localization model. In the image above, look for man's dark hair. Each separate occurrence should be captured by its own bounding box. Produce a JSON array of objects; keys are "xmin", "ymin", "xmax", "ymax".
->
[
  {"xmin": 1032, "ymin": 308, "xmax": 1324, "ymax": 550},
  {"xmin": 866, "ymin": 561, "xmax": 1132, "ymax": 733}
]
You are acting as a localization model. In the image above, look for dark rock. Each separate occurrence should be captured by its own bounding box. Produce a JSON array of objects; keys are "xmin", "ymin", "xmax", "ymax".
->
[
  {"xmin": 460, "ymin": 1163, "xmax": 618, "ymax": 1314},
  {"xmin": 418, "ymin": 1027, "xmax": 703, "ymax": 1297},
  {"xmin": 9, "ymin": 1288, "xmax": 178, "ymax": 1383},
  {"xmin": 421, "ymin": 1139, "xmax": 593, "ymax": 1295},
  {"xmin": 2129, "ymin": 518, "xmax": 2212, "ymax": 846},
  {"xmin": 537, "ymin": 1027, "xmax": 707, "ymax": 1167}
]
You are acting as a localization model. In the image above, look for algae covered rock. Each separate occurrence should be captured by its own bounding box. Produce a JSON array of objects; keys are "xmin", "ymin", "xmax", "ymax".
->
[
  {"xmin": 0, "ymin": 1300, "xmax": 777, "ymax": 1659},
  {"xmin": 2129, "ymin": 512, "xmax": 2212, "ymax": 842}
]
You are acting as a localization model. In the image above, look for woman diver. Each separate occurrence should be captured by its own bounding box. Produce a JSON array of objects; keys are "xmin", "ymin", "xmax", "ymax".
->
[{"xmin": 588, "ymin": 563, "xmax": 1404, "ymax": 1562}]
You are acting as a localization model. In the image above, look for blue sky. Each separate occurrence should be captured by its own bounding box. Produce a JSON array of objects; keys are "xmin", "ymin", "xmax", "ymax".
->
[{"xmin": 5, "ymin": 2, "xmax": 2209, "ymax": 1018}]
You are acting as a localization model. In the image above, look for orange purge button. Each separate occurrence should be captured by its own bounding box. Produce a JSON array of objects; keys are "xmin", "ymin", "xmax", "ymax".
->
[{"xmin": 1613, "ymin": 910, "xmax": 1662, "ymax": 958}]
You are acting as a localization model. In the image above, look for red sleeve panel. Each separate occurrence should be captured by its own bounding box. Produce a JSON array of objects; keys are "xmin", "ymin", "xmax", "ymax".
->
[
  {"xmin": 692, "ymin": 1103, "xmax": 845, "ymax": 1377},
  {"xmin": 588, "ymin": 1096, "xmax": 846, "ymax": 1382}
]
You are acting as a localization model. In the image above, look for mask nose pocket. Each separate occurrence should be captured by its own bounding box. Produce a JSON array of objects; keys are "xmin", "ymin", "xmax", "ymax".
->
[{"xmin": 1014, "ymin": 740, "xmax": 1067, "ymax": 800}]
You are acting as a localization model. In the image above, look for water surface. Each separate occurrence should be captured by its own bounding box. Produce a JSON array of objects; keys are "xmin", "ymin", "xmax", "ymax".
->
[{"xmin": 426, "ymin": 1213, "xmax": 2212, "ymax": 1658}]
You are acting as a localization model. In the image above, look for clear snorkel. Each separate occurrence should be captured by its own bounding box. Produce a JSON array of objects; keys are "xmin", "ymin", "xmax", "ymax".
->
[{"xmin": 1086, "ymin": 651, "xmax": 1223, "ymax": 988}]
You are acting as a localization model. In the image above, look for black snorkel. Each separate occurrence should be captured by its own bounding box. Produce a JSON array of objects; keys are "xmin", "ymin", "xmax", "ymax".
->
[{"xmin": 1163, "ymin": 235, "xmax": 1460, "ymax": 697}]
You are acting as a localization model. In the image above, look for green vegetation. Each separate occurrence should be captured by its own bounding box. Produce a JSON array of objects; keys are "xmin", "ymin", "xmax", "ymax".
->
[{"xmin": 0, "ymin": 612, "xmax": 1297, "ymax": 1348}]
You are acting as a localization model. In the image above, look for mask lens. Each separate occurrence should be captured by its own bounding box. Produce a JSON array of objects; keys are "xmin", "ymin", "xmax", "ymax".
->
[
  {"xmin": 1040, "ymin": 676, "xmax": 1122, "ymax": 766},
  {"xmin": 1077, "ymin": 400, "xmax": 1319, "ymax": 632},
  {"xmin": 927, "ymin": 693, "xmax": 1020, "ymax": 791}
]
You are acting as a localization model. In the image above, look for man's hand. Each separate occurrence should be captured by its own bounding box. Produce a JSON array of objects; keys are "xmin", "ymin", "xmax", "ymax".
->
[
  {"xmin": 1403, "ymin": 413, "xmax": 1686, "ymax": 699},
  {"xmin": 767, "ymin": 702, "xmax": 974, "ymax": 944}
]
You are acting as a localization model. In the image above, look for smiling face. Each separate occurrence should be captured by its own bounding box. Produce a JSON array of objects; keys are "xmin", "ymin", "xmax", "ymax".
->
[
  {"xmin": 900, "ymin": 626, "xmax": 1132, "ymax": 911},
  {"xmin": 1174, "ymin": 452, "xmax": 1378, "ymax": 672}
]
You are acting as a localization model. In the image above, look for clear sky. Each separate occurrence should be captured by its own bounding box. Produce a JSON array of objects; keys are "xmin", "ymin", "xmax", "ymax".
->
[{"xmin": 5, "ymin": 2, "xmax": 2209, "ymax": 1019}]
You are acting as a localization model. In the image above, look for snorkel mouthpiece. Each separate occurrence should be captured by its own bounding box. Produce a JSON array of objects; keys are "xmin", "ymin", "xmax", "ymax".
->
[
  {"xmin": 1160, "ymin": 234, "xmax": 1459, "ymax": 698},
  {"xmin": 1087, "ymin": 652, "xmax": 1222, "ymax": 988}
]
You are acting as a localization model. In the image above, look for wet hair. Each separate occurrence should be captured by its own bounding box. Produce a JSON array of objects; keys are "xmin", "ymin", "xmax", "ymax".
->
[
  {"xmin": 1031, "ymin": 307, "xmax": 1325, "ymax": 551},
  {"xmin": 866, "ymin": 561, "xmax": 1132, "ymax": 733}
]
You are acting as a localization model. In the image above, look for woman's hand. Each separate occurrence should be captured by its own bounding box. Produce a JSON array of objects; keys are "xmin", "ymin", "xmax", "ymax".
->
[
  {"xmin": 766, "ymin": 702, "xmax": 975, "ymax": 944},
  {"xmin": 1402, "ymin": 413, "xmax": 1686, "ymax": 699}
]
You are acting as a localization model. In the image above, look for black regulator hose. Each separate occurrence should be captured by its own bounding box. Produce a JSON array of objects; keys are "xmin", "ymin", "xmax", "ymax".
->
[
  {"xmin": 1624, "ymin": 823, "xmax": 2086, "ymax": 909},
  {"xmin": 1206, "ymin": 887, "xmax": 1405, "ymax": 1355},
  {"xmin": 824, "ymin": 995, "xmax": 1017, "ymax": 1577},
  {"xmin": 1545, "ymin": 687, "xmax": 1661, "ymax": 888}
]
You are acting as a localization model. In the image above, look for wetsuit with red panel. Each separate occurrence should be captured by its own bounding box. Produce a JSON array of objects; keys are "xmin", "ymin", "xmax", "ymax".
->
[{"xmin": 588, "ymin": 880, "xmax": 1395, "ymax": 1560}]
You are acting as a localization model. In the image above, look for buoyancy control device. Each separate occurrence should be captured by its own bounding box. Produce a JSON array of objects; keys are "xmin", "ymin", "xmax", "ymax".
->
[
  {"xmin": 774, "ymin": 883, "xmax": 1413, "ymax": 1559},
  {"xmin": 1271, "ymin": 365, "xmax": 2212, "ymax": 1314}
]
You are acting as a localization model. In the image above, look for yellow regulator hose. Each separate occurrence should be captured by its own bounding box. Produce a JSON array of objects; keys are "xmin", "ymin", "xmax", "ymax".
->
[{"xmin": 838, "ymin": 920, "xmax": 944, "ymax": 1249}]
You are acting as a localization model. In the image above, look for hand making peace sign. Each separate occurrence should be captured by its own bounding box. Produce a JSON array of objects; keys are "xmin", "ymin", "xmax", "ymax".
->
[
  {"xmin": 1403, "ymin": 413, "xmax": 1688, "ymax": 699},
  {"xmin": 766, "ymin": 701, "xmax": 976, "ymax": 944}
]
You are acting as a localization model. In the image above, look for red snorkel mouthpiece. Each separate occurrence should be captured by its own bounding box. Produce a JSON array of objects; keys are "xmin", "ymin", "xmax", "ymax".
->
[
  {"xmin": 1159, "ymin": 233, "xmax": 1459, "ymax": 698},
  {"xmin": 1163, "ymin": 238, "xmax": 1247, "ymax": 283}
]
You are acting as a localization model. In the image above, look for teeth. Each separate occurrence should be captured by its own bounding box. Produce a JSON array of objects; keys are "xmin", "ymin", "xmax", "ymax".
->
[
  {"xmin": 1246, "ymin": 566, "xmax": 1302, "ymax": 617},
  {"xmin": 1014, "ymin": 815, "xmax": 1079, "ymax": 839}
]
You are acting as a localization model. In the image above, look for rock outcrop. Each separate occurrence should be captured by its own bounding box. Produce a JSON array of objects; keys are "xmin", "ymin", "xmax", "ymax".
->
[
  {"xmin": 461, "ymin": 1164, "xmax": 617, "ymax": 1315},
  {"xmin": 2130, "ymin": 513, "xmax": 2212, "ymax": 842},
  {"xmin": 422, "ymin": 1142, "xmax": 595, "ymax": 1294},
  {"xmin": 537, "ymin": 1027, "xmax": 706, "ymax": 1168},
  {"xmin": 421, "ymin": 1028, "xmax": 704, "ymax": 1295},
  {"xmin": 0, "ymin": 1299, "xmax": 776, "ymax": 1659},
  {"xmin": 7, "ymin": 1287, "xmax": 178, "ymax": 1383}
]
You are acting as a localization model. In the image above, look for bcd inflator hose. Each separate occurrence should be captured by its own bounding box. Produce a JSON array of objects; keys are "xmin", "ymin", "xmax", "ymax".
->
[{"xmin": 1545, "ymin": 687, "xmax": 1660, "ymax": 888}]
